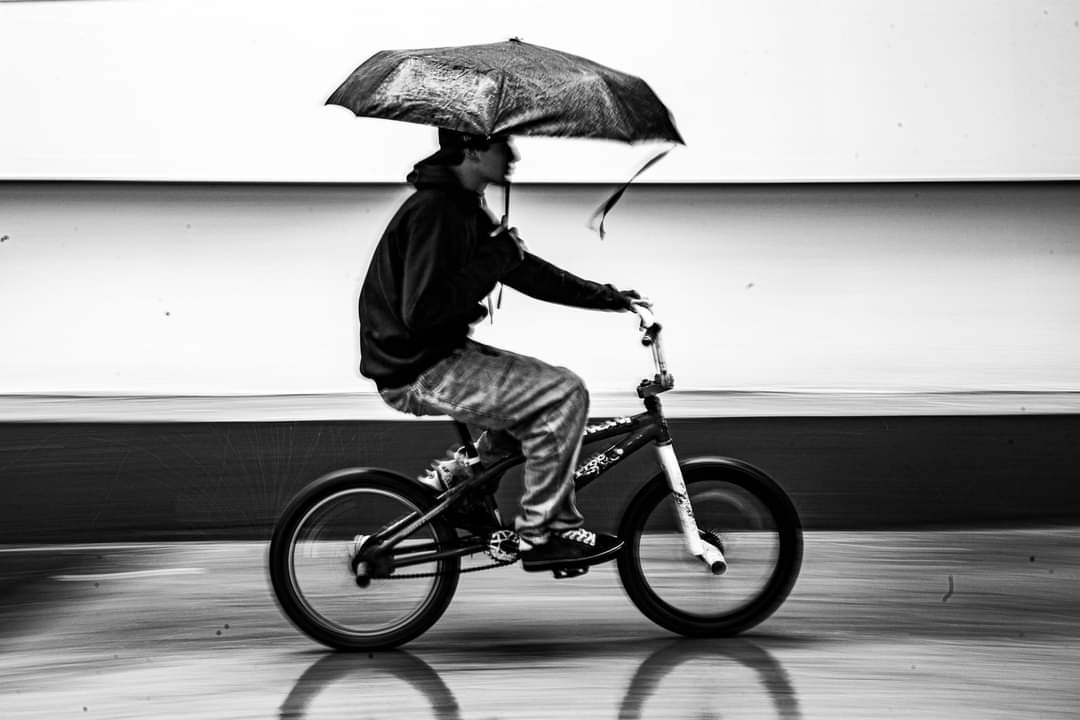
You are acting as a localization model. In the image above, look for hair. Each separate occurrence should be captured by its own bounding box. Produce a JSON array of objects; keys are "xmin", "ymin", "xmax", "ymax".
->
[
  {"xmin": 416, "ymin": 130, "xmax": 508, "ymax": 167},
  {"xmin": 436, "ymin": 129, "xmax": 508, "ymax": 165}
]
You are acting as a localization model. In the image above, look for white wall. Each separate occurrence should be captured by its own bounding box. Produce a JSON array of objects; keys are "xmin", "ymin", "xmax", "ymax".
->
[
  {"xmin": 2, "ymin": 0, "xmax": 1079, "ymax": 182},
  {"xmin": 2, "ymin": 181, "xmax": 1077, "ymax": 396}
]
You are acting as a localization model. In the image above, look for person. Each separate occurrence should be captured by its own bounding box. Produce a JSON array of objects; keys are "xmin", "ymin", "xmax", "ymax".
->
[{"xmin": 358, "ymin": 128, "xmax": 648, "ymax": 572}]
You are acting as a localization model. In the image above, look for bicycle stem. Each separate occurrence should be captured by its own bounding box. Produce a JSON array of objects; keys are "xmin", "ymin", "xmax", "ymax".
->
[{"xmin": 634, "ymin": 306, "xmax": 674, "ymax": 396}]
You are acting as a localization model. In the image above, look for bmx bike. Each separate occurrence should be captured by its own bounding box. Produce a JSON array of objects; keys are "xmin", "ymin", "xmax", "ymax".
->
[{"xmin": 269, "ymin": 307, "xmax": 803, "ymax": 650}]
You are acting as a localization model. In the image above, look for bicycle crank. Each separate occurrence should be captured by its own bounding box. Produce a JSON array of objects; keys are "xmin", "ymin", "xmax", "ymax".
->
[{"xmin": 486, "ymin": 528, "xmax": 520, "ymax": 563}]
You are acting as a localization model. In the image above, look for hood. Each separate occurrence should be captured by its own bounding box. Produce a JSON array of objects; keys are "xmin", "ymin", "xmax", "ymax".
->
[{"xmin": 406, "ymin": 162, "xmax": 462, "ymax": 190}]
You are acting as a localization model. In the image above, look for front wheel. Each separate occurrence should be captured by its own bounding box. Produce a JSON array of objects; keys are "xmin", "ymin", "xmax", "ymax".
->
[
  {"xmin": 617, "ymin": 458, "xmax": 802, "ymax": 637},
  {"xmin": 268, "ymin": 469, "xmax": 460, "ymax": 650}
]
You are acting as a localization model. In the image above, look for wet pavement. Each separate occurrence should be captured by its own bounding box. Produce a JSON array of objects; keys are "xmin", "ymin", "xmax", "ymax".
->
[{"xmin": 2, "ymin": 530, "xmax": 1078, "ymax": 719}]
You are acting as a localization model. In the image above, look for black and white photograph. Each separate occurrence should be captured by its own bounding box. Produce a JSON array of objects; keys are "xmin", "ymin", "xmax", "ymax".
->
[{"xmin": 2, "ymin": 1, "xmax": 1078, "ymax": 717}]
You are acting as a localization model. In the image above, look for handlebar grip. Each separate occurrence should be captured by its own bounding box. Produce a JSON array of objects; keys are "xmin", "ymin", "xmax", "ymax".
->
[{"xmin": 641, "ymin": 322, "xmax": 662, "ymax": 346}]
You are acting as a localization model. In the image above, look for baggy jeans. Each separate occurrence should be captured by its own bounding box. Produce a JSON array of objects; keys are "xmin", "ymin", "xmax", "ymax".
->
[{"xmin": 379, "ymin": 340, "xmax": 587, "ymax": 543}]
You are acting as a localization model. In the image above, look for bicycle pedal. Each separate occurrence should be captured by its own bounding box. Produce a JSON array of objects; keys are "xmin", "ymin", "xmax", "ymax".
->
[{"xmin": 551, "ymin": 566, "xmax": 589, "ymax": 580}]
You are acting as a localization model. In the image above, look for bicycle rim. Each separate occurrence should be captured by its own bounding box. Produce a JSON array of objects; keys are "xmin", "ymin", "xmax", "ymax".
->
[
  {"xmin": 278, "ymin": 481, "xmax": 458, "ymax": 649},
  {"xmin": 619, "ymin": 468, "xmax": 801, "ymax": 636}
]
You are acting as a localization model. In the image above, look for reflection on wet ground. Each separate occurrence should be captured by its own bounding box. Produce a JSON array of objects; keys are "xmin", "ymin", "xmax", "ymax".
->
[
  {"xmin": 2, "ymin": 530, "xmax": 1079, "ymax": 718},
  {"xmin": 278, "ymin": 637, "xmax": 800, "ymax": 720}
]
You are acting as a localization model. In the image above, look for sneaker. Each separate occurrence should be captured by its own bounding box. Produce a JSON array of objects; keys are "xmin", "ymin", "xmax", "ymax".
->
[
  {"xmin": 417, "ymin": 447, "xmax": 475, "ymax": 492},
  {"xmin": 520, "ymin": 529, "xmax": 624, "ymax": 572}
]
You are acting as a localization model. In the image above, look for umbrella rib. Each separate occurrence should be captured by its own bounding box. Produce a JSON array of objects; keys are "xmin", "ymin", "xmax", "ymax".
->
[
  {"xmin": 598, "ymin": 73, "xmax": 646, "ymax": 142},
  {"xmin": 490, "ymin": 69, "xmax": 508, "ymax": 137}
]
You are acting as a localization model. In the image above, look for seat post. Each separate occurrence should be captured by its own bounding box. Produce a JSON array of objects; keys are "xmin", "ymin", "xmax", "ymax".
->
[{"xmin": 452, "ymin": 421, "xmax": 480, "ymax": 461}]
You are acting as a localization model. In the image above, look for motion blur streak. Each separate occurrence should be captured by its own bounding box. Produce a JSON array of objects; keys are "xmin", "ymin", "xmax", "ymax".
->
[{"xmin": 2, "ymin": 530, "xmax": 1078, "ymax": 718}]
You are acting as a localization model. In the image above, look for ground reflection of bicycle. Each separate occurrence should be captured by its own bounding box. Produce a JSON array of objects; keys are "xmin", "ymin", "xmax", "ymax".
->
[
  {"xmin": 269, "ymin": 307, "xmax": 803, "ymax": 650},
  {"xmin": 278, "ymin": 639, "xmax": 801, "ymax": 720},
  {"xmin": 617, "ymin": 639, "xmax": 802, "ymax": 720},
  {"xmin": 278, "ymin": 650, "xmax": 461, "ymax": 720}
]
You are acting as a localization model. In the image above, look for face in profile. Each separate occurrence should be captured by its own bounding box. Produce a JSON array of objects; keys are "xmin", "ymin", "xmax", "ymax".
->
[{"xmin": 470, "ymin": 137, "xmax": 518, "ymax": 185}]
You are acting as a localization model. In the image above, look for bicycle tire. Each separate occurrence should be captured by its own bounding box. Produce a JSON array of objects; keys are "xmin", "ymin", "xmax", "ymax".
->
[
  {"xmin": 268, "ymin": 468, "xmax": 460, "ymax": 650},
  {"xmin": 616, "ymin": 458, "xmax": 802, "ymax": 637}
]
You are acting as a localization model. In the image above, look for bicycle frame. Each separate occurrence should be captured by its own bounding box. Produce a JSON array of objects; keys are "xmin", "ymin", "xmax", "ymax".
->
[{"xmin": 356, "ymin": 308, "xmax": 727, "ymax": 576}]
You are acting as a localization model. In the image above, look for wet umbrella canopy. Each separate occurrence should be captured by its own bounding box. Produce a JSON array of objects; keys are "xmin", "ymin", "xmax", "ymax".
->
[
  {"xmin": 328, "ymin": 38, "xmax": 682, "ymax": 234},
  {"xmin": 326, "ymin": 38, "xmax": 683, "ymax": 145}
]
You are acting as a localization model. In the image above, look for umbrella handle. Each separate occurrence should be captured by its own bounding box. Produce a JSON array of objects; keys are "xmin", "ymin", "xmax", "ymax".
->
[{"xmin": 503, "ymin": 182, "xmax": 511, "ymax": 224}]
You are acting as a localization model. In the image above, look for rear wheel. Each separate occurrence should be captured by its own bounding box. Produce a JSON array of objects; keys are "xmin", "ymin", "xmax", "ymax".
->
[
  {"xmin": 268, "ymin": 469, "xmax": 460, "ymax": 650},
  {"xmin": 617, "ymin": 460, "xmax": 802, "ymax": 637}
]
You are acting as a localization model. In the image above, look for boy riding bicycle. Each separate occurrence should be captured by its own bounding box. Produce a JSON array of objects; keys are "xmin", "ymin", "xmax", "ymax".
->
[{"xmin": 358, "ymin": 129, "xmax": 649, "ymax": 572}]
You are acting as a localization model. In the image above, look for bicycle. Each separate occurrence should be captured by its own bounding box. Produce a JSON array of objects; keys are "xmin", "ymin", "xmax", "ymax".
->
[{"xmin": 268, "ymin": 307, "xmax": 803, "ymax": 650}]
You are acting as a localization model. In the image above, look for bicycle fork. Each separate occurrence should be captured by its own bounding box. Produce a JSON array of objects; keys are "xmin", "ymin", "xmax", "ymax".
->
[{"xmin": 654, "ymin": 442, "xmax": 728, "ymax": 575}]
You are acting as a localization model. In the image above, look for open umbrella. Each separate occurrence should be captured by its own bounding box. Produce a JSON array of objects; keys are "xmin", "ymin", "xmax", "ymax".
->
[
  {"xmin": 327, "ymin": 38, "xmax": 682, "ymax": 144},
  {"xmin": 327, "ymin": 38, "xmax": 682, "ymax": 231}
]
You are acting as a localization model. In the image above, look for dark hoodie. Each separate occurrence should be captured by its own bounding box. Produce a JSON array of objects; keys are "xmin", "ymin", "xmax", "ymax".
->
[{"xmin": 358, "ymin": 163, "xmax": 628, "ymax": 390}]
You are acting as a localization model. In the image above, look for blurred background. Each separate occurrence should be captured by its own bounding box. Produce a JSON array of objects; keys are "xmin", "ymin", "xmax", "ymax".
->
[{"xmin": 2, "ymin": 0, "xmax": 1079, "ymax": 398}]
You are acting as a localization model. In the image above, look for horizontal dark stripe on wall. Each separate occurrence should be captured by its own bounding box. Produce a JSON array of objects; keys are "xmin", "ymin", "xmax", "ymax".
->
[{"xmin": 1, "ymin": 414, "xmax": 1077, "ymax": 542}]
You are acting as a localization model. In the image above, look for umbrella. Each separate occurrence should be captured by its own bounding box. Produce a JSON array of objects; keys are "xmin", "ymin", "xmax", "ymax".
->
[
  {"xmin": 327, "ymin": 38, "xmax": 682, "ymax": 233},
  {"xmin": 326, "ymin": 38, "xmax": 683, "ymax": 145}
]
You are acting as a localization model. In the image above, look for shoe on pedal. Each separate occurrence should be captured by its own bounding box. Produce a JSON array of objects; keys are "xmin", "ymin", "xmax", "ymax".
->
[
  {"xmin": 417, "ymin": 447, "xmax": 474, "ymax": 492},
  {"xmin": 520, "ymin": 528, "xmax": 623, "ymax": 572}
]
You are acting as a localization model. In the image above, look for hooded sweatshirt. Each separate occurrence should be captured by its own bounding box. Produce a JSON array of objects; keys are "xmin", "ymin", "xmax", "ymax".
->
[{"xmin": 358, "ymin": 163, "xmax": 628, "ymax": 390}]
